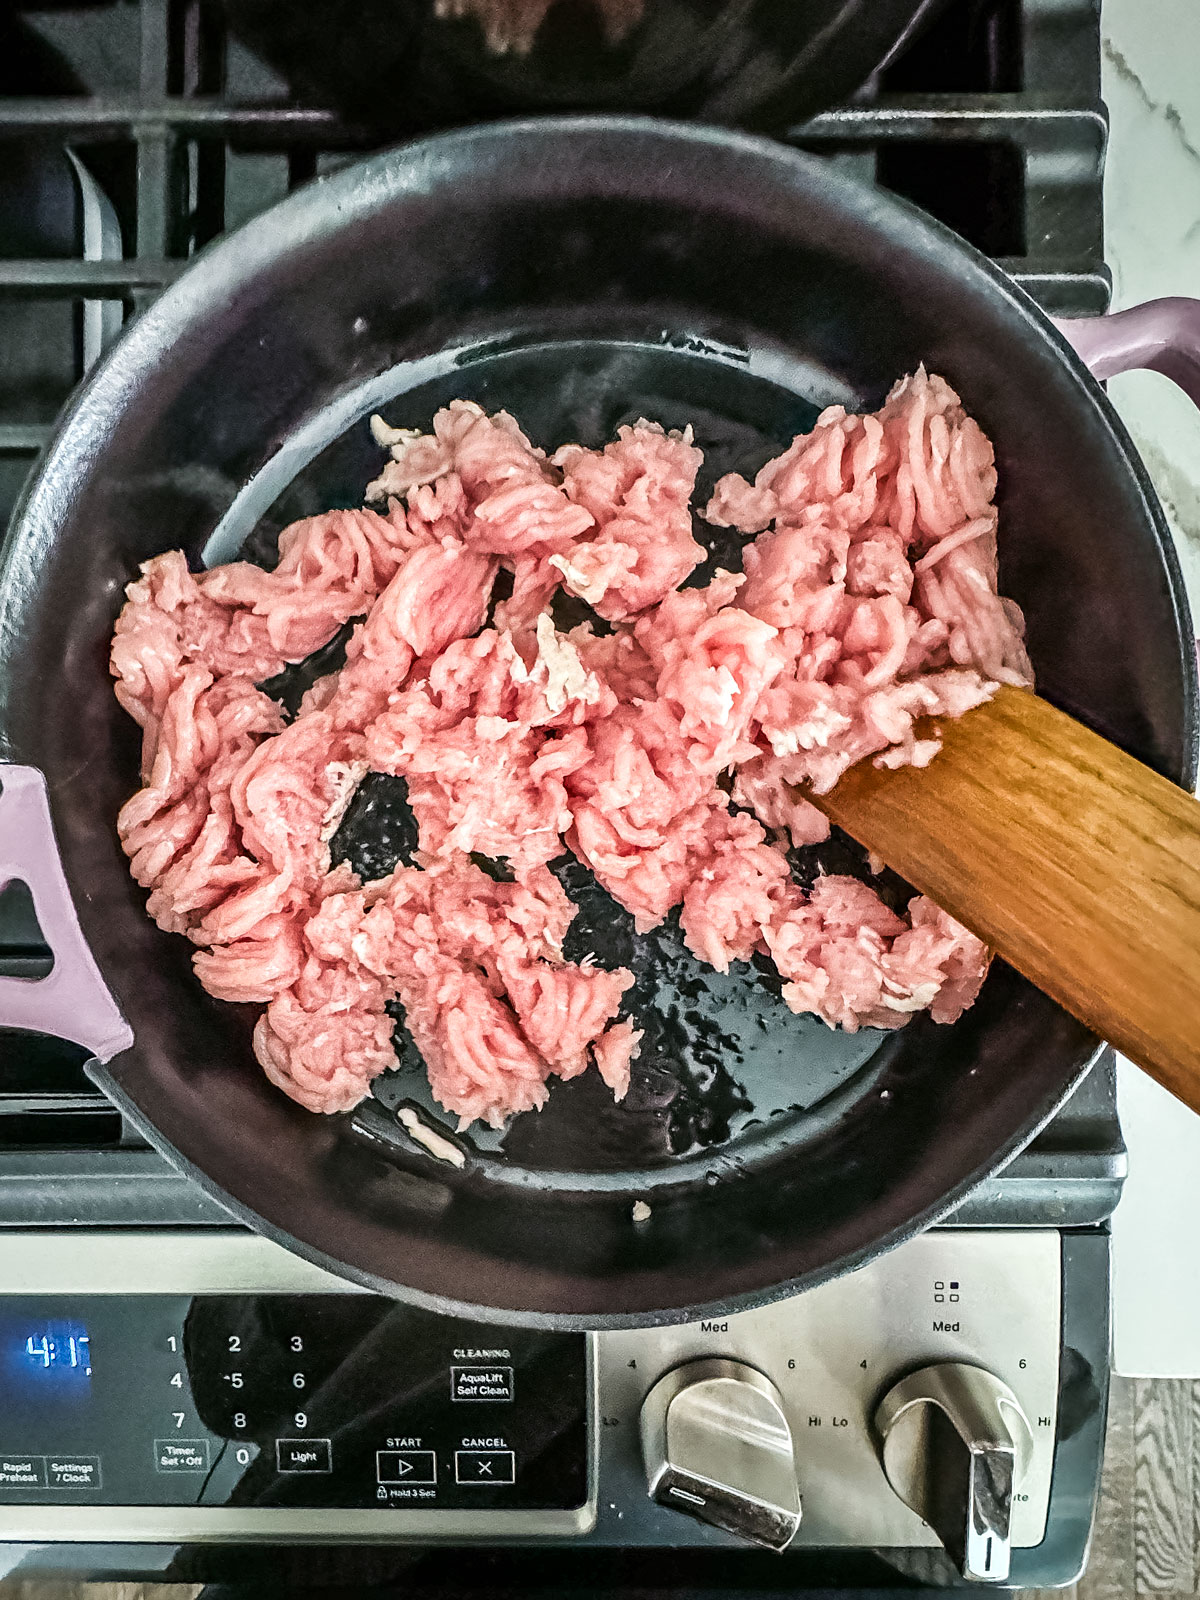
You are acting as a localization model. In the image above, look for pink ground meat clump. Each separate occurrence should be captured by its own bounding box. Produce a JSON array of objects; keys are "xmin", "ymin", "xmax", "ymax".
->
[{"xmin": 111, "ymin": 376, "xmax": 1014, "ymax": 1128}]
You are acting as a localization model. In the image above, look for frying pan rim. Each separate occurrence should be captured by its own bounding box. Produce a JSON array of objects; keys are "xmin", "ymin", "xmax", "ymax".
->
[
  {"xmin": 3, "ymin": 114, "xmax": 1195, "ymax": 1326},
  {"xmin": 89, "ymin": 1034, "xmax": 1106, "ymax": 1330}
]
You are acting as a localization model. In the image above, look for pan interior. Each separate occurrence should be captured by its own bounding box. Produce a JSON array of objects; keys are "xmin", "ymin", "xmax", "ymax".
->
[{"xmin": 212, "ymin": 335, "xmax": 940, "ymax": 1196}]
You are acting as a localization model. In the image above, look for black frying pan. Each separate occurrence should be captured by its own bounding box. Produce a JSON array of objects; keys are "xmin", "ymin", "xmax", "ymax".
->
[
  {"xmin": 217, "ymin": 0, "xmax": 951, "ymax": 132},
  {"xmin": 0, "ymin": 119, "xmax": 1195, "ymax": 1328}
]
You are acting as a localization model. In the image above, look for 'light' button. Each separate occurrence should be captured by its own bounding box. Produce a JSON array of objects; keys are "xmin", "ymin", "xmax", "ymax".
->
[{"xmin": 275, "ymin": 1437, "xmax": 332, "ymax": 1473}]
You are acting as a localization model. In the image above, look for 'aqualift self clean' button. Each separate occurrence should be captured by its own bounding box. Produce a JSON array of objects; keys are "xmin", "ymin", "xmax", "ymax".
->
[{"xmin": 451, "ymin": 1365, "xmax": 514, "ymax": 1402}]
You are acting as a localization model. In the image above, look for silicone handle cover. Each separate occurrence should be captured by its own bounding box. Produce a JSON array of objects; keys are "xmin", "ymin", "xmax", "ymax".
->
[{"xmin": 0, "ymin": 764, "xmax": 133, "ymax": 1061}]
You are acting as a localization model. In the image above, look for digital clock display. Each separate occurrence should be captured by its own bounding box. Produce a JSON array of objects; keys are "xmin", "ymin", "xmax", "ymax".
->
[{"xmin": 20, "ymin": 1323, "xmax": 91, "ymax": 1379}]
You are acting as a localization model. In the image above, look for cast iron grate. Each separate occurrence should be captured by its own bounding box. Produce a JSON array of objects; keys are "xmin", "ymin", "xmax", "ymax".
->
[{"xmin": 0, "ymin": 0, "xmax": 1108, "ymax": 497}]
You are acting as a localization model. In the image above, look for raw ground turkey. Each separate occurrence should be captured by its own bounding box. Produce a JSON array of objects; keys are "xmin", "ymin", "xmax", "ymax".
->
[{"xmin": 110, "ymin": 371, "xmax": 1024, "ymax": 1129}]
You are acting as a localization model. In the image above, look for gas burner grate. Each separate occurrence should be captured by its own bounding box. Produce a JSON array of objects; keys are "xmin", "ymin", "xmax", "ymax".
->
[{"xmin": 0, "ymin": 0, "xmax": 1107, "ymax": 503}]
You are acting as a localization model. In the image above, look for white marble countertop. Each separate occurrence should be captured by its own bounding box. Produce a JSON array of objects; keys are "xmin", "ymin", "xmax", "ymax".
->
[
  {"xmin": 1104, "ymin": 0, "xmax": 1200, "ymax": 614},
  {"xmin": 1100, "ymin": 0, "xmax": 1200, "ymax": 1378}
]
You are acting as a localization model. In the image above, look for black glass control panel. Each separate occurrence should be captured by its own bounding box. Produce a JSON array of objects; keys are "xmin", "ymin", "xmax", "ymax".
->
[{"xmin": 0, "ymin": 1297, "xmax": 588, "ymax": 1509}]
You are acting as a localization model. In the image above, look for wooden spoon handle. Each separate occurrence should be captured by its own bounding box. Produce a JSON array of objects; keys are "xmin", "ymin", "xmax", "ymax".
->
[{"xmin": 806, "ymin": 685, "xmax": 1200, "ymax": 1112}]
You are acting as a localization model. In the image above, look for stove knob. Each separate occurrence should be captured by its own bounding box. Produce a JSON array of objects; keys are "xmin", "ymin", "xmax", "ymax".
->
[
  {"xmin": 874, "ymin": 1362, "xmax": 1034, "ymax": 1584},
  {"xmin": 639, "ymin": 1357, "xmax": 801, "ymax": 1551}
]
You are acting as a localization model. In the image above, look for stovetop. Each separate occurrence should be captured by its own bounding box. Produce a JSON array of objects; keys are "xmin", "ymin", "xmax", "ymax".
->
[
  {"xmin": 0, "ymin": 0, "xmax": 1121, "ymax": 1234},
  {"xmin": 0, "ymin": 5, "xmax": 1120, "ymax": 1588}
]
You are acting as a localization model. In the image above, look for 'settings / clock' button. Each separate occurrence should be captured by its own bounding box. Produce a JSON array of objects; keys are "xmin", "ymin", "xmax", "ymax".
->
[{"xmin": 47, "ymin": 1456, "xmax": 101, "ymax": 1489}]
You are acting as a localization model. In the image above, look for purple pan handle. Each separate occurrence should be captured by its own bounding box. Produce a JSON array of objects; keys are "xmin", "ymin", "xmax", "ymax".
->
[
  {"xmin": 1055, "ymin": 296, "xmax": 1200, "ymax": 409},
  {"xmin": 0, "ymin": 765, "xmax": 133, "ymax": 1060}
]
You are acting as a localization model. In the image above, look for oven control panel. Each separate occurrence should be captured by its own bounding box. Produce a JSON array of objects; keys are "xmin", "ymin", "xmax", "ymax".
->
[
  {"xmin": 0, "ymin": 1229, "xmax": 1069, "ymax": 1550},
  {"xmin": 0, "ymin": 1293, "xmax": 586, "ymax": 1512},
  {"xmin": 0, "ymin": 1234, "xmax": 590, "ymax": 1539}
]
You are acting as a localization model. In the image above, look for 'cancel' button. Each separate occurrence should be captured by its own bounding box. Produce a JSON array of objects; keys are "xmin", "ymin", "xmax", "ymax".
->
[{"xmin": 48, "ymin": 1456, "xmax": 101, "ymax": 1490}]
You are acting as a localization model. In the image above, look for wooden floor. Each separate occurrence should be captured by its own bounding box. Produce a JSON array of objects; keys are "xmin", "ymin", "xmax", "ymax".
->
[
  {"xmin": 1069, "ymin": 1375, "xmax": 1200, "ymax": 1600},
  {"xmin": 0, "ymin": 1376, "xmax": 1194, "ymax": 1597}
]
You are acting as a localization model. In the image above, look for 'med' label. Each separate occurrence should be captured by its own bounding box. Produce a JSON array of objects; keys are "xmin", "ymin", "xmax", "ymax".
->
[{"xmin": 452, "ymin": 1365, "xmax": 514, "ymax": 1402}]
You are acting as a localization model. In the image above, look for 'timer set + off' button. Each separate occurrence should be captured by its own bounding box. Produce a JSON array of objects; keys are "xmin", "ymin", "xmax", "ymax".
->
[
  {"xmin": 276, "ymin": 1438, "xmax": 332, "ymax": 1473},
  {"xmin": 455, "ymin": 1449, "xmax": 515, "ymax": 1485},
  {"xmin": 155, "ymin": 1439, "xmax": 210, "ymax": 1473}
]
